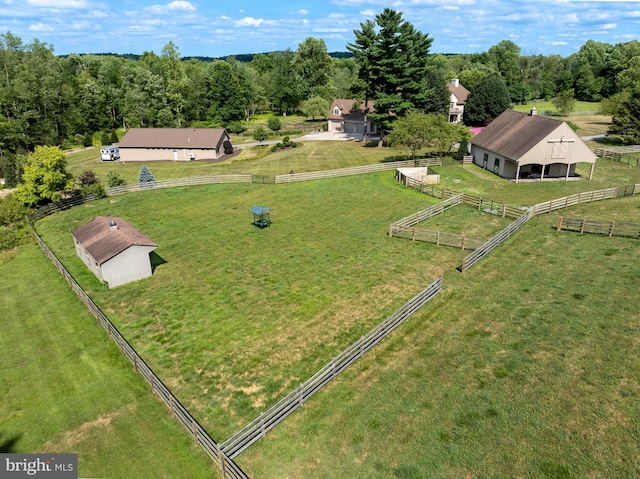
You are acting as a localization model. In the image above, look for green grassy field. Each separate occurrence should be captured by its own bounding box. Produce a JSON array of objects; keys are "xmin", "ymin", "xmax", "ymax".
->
[
  {"xmin": 0, "ymin": 245, "xmax": 215, "ymax": 478},
  {"xmin": 10, "ymin": 127, "xmax": 640, "ymax": 478},
  {"xmin": 66, "ymin": 140, "xmax": 401, "ymax": 185},
  {"xmin": 512, "ymin": 101, "xmax": 601, "ymax": 115}
]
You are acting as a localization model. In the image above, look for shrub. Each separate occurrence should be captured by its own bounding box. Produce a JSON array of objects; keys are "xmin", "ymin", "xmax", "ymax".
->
[
  {"xmin": 107, "ymin": 171, "xmax": 126, "ymax": 188},
  {"xmin": 226, "ymin": 121, "xmax": 247, "ymax": 134},
  {"xmin": 267, "ymin": 117, "xmax": 282, "ymax": 132},
  {"xmin": 110, "ymin": 131, "xmax": 119, "ymax": 144},
  {"xmin": 101, "ymin": 131, "xmax": 111, "ymax": 146},
  {"xmin": 223, "ymin": 140, "xmax": 234, "ymax": 155}
]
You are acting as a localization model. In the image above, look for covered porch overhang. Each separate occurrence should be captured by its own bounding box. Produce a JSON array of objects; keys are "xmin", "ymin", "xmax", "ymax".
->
[{"xmin": 511, "ymin": 159, "xmax": 595, "ymax": 184}]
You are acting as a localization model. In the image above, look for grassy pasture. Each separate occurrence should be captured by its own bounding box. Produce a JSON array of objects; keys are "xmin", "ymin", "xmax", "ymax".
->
[
  {"xmin": 35, "ymin": 172, "xmax": 467, "ymax": 439},
  {"xmin": 512, "ymin": 101, "xmax": 601, "ymax": 115},
  {"xmin": 0, "ymin": 245, "xmax": 214, "ymax": 478},
  {"xmin": 237, "ymin": 196, "xmax": 640, "ymax": 479},
  {"xmin": 65, "ymin": 140, "xmax": 401, "ymax": 185},
  {"xmin": 14, "ymin": 124, "xmax": 640, "ymax": 478}
]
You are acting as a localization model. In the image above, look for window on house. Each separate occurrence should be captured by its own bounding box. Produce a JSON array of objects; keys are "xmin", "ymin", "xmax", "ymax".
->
[
  {"xmin": 483, "ymin": 153, "xmax": 488, "ymax": 168},
  {"xmin": 333, "ymin": 106, "xmax": 340, "ymax": 115},
  {"xmin": 494, "ymin": 158, "xmax": 500, "ymax": 173}
]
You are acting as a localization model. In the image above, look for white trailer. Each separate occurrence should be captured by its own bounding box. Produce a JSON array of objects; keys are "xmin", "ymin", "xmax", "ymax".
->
[{"xmin": 100, "ymin": 145, "xmax": 120, "ymax": 161}]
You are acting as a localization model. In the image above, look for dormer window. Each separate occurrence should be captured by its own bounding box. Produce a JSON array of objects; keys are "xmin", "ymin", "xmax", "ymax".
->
[{"xmin": 333, "ymin": 106, "xmax": 340, "ymax": 115}]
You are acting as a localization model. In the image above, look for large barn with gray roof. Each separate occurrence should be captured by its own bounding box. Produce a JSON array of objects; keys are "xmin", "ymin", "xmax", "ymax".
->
[
  {"xmin": 470, "ymin": 109, "xmax": 597, "ymax": 183},
  {"xmin": 118, "ymin": 128, "xmax": 231, "ymax": 162},
  {"xmin": 72, "ymin": 216, "xmax": 158, "ymax": 288}
]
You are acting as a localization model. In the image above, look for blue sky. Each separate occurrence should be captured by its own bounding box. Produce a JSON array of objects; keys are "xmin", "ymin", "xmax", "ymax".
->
[{"xmin": 1, "ymin": 0, "xmax": 639, "ymax": 58}]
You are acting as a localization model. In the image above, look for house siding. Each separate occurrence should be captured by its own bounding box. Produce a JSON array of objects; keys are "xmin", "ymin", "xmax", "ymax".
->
[
  {"xmin": 101, "ymin": 245, "xmax": 157, "ymax": 288},
  {"xmin": 119, "ymin": 147, "xmax": 220, "ymax": 162}
]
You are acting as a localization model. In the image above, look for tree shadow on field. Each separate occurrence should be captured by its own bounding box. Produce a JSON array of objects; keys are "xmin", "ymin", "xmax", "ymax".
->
[
  {"xmin": 0, "ymin": 432, "xmax": 22, "ymax": 453},
  {"xmin": 150, "ymin": 251, "xmax": 168, "ymax": 273}
]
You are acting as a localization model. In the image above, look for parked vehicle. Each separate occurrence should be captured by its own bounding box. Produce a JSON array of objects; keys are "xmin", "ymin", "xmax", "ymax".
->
[{"xmin": 100, "ymin": 145, "xmax": 120, "ymax": 161}]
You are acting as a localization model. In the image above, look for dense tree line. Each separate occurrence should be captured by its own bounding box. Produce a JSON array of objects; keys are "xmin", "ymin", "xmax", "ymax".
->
[{"xmin": 1, "ymin": 19, "xmax": 639, "ymax": 184}]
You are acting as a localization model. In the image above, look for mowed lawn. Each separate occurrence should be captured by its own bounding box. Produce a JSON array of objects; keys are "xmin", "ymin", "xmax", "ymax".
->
[
  {"xmin": 237, "ymin": 196, "xmax": 640, "ymax": 478},
  {"xmin": 21, "ymin": 135, "xmax": 640, "ymax": 478},
  {"xmin": 0, "ymin": 245, "xmax": 215, "ymax": 478},
  {"xmin": 66, "ymin": 139, "xmax": 402, "ymax": 185},
  {"xmin": 35, "ymin": 172, "xmax": 465, "ymax": 440}
]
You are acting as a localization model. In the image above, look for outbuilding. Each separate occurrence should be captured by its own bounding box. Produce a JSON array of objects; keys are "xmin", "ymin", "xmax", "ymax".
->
[
  {"xmin": 72, "ymin": 216, "xmax": 158, "ymax": 288},
  {"xmin": 470, "ymin": 109, "xmax": 597, "ymax": 183},
  {"xmin": 118, "ymin": 128, "xmax": 231, "ymax": 162}
]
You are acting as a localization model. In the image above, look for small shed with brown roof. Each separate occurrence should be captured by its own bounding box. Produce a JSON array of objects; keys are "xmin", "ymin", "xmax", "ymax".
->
[
  {"xmin": 470, "ymin": 109, "xmax": 596, "ymax": 183},
  {"xmin": 72, "ymin": 216, "xmax": 158, "ymax": 288},
  {"xmin": 327, "ymin": 99, "xmax": 378, "ymax": 136},
  {"xmin": 118, "ymin": 128, "xmax": 231, "ymax": 162}
]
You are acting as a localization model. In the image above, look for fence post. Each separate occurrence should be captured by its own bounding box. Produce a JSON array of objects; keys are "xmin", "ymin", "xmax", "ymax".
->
[
  {"xmin": 557, "ymin": 217, "xmax": 564, "ymax": 231},
  {"xmin": 502, "ymin": 205, "xmax": 506, "ymax": 218},
  {"xmin": 580, "ymin": 218, "xmax": 585, "ymax": 234},
  {"xmin": 609, "ymin": 221, "xmax": 615, "ymax": 237},
  {"xmin": 461, "ymin": 235, "xmax": 466, "ymax": 250}
]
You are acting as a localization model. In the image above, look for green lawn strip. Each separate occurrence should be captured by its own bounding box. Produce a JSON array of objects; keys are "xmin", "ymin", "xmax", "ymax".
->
[
  {"xmin": 236, "ymin": 211, "xmax": 640, "ymax": 478},
  {"xmin": 66, "ymin": 140, "xmax": 401, "ymax": 185},
  {"xmin": 512, "ymin": 101, "xmax": 601, "ymax": 114},
  {"xmin": 35, "ymin": 172, "xmax": 467, "ymax": 438},
  {"xmin": 0, "ymin": 244, "xmax": 215, "ymax": 479}
]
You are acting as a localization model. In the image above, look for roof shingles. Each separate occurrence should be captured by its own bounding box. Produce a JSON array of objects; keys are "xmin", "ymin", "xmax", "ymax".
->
[
  {"xmin": 118, "ymin": 128, "xmax": 228, "ymax": 149},
  {"xmin": 72, "ymin": 216, "xmax": 157, "ymax": 265},
  {"xmin": 470, "ymin": 109, "xmax": 562, "ymax": 160}
]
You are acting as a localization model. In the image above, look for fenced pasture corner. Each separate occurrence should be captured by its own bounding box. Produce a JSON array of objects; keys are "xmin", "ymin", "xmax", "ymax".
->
[{"xmin": 220, "ymin": 276, "xmax": 443, "ymax": 459}]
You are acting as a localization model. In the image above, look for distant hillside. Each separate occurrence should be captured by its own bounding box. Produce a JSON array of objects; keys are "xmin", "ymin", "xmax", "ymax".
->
[{"xmin": 60, "ymin": 51, "xmax": 354, "ymax": 62}]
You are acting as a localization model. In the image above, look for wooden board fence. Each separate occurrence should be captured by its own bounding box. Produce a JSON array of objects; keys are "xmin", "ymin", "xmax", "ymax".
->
[
  {"xmin": 274, "ymin": 159, "xmax": 441, "ymax": 184},
  {"xmin": 220, "ymin": 276, "xmax": 443, "ymax": 459},
  {"xmin": 28, "ymin": 222, "xmax": 248, "ymax": 479},
  {"xmin": 558, "ymin": 217, "xmax": 640, "ymax": 238},
  {"xmin": 389, "ymin": 226, "xmax": 484, "ymax": 250},
  {"xmin": 460, "ymin": 208, "xmax": 535, "ymax": 272},
  {"xmin": 389, "ymin": 194, "xmax": 463, "ymax": 232},
  {"xmin": 107, "ymin": 174, "xmax": 252, "ymax": 195}
]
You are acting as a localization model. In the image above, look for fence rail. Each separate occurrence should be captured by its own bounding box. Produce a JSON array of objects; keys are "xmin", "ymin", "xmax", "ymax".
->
[
  {"xmin": 389, "ymin": 194, "xmax": 463, "ymax": 231},
  {"xmin": 220, "ymin": 276, "xmax": 443, "ymax": 459},
  {"xmin": 274, "ymin": 159, "xmax": 442, "ymax": 184},
  {"xmin": 557, "ymin": 217, "xmax": 640, "ymax": 238},
  {"xmin": 461, "ymin": 194, "xmax": 528, "ymax": 219},
  {"xmin": 532, "ymin": 184, "xmax": 639, "ymax": 215},
  {"xmin": 389, "ymin": 226, "xmax": 484, "ymax": 250},
  {"xmin": 107, "ymin": 174, "xmax": 253, "ymax": 195},
  {"xmin": 460, "ymin": 208, "xmax": 535, "ymax": 272},
  {"xmin": 27, "ymin": 221, "xmax": 248, "ymax": 479},
  {"xmin": 594, "ymin": 148, "xmax": 640, "ymax": 167}
]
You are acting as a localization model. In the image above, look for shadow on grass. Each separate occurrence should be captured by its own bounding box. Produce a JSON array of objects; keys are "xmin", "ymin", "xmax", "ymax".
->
[
  {"xmin": 150, "ymin": 251, "xmax": 167, "ymax": 273},
  {"xmin": 0, "ymin": 432, "xmax": 21, "ymax": 453}
]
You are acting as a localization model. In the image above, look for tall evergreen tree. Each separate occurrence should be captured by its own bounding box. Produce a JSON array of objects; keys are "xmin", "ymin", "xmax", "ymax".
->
[{"xmin": 348, "ymin": 9, "xmax": 433, "ymax": 142}]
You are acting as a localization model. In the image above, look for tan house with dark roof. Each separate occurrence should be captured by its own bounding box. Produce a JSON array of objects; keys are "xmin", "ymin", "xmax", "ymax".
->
[
  {"xmin": 327, "ymin": 99, "xmax": 378, "ymax": 136},
  {"xmin": 118, "ymin": 128, "xmax": 231, "ymax": 162},
  {"xmin": 470, "ymin": 109, "xmax": 597, "ymax": 183},
  {"xmin": 448, "ymin": 79, "xmax": 469, "ymax": 123},
  {"xmin": 72, "ymin": 216, "xmax": 158, "ymax": 288}
]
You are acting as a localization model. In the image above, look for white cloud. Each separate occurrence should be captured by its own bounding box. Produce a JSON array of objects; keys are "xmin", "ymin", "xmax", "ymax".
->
[
  {"xmin": 235, "ymin": 17, "xmax": 264, "ymax": 27},
  {"xmin": 29, "ymin": 22, "xmax": 55, "ymax": 31},
  {"xmin": 601, "ymin": 23, "xmax": 617, "ymax": 29},
  {"xmin": 298, "ymin": 9, "xmax": 309, "ymax": 15},
  {"xmin": 146, "ymin": 1, "xmax": 196, "ymax": 14},
  {"xmin": 360, "ymin": 9, "xmax": 376, "ymax": 16}
]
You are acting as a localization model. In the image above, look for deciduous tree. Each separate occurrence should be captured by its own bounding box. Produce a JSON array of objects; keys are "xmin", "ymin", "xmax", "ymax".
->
[{"xmin": 15, "ymin": 146, "xmax": 74, "ymax": 206}]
